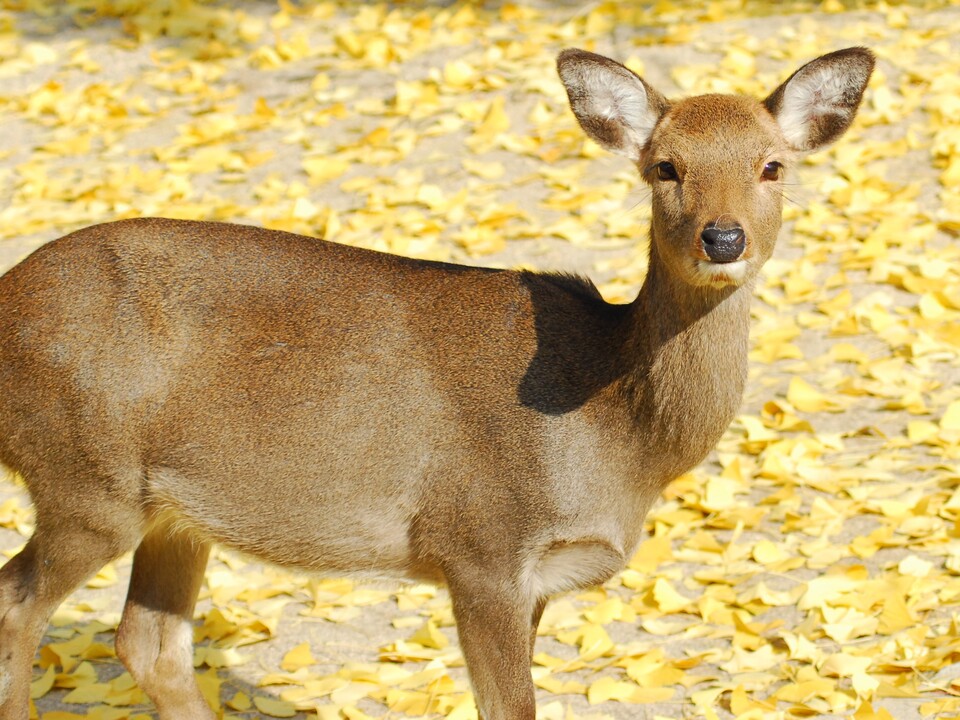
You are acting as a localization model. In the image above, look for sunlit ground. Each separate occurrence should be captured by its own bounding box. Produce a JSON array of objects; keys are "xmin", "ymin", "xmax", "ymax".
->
[{"xmin": 1, "ymin": 1, "xmax": 960, "ymax": 719}]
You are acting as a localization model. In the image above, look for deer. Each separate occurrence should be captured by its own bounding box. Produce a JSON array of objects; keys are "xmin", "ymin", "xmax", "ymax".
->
[{"xmin": 0, "ymin": 47, "xmax": 873, "ymax": 720}]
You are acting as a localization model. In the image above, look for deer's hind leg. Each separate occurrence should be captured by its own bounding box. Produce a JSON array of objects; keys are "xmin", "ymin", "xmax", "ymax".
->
[
  {"xmin": 115, "ymin": 520, "xmax": 213, "ymax": 720},
  {"xmin": 0, "ymin": 479, "xmax": 141, "ymax": 720}
]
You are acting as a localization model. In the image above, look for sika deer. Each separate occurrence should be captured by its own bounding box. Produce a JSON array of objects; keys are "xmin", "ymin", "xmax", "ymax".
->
[{"xmin": 0, "ymin": 48, "xmax": 873, "ymax": 719}]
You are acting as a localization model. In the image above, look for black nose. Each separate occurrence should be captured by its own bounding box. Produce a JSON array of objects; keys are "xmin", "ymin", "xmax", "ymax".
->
[{"xmin": 701, "ymin": 226, "xmax": 746, "ymax": 263}]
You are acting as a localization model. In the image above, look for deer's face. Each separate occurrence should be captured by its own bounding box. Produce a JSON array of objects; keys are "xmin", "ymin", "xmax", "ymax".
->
[
  {"xmin": 643, "ymin": 95, "xmax": 790, "ymax": 289},
  {"xmin": 557, "ymin": 47, "xmax": 874, "ymax": 291}
]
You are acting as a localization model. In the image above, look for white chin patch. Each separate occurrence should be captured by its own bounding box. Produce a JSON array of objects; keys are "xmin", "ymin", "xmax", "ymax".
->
[{"xmin": 693, "ymin": 259, "xmax": 749, "ymax": 287}]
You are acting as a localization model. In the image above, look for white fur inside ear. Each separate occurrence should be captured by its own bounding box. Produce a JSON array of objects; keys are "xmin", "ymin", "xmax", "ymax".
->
[
  {"xmin": 560, "ymin": 57, "xmax": 661, "ymax": 161},
  {"xmin": 777, "ymin": 64, "xmax": 854, "ymax": 148},
  {"xmin": 594, "ymin": 74, "xmax": 657, "ymax": 159}
]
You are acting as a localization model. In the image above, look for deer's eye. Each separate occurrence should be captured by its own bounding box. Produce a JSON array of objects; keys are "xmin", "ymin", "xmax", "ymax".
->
[
  {"xmin": 761, "ymin": 161, "xmax": 783, "ymax": 181},
  {"xmin": 655, "ymin": 162, "xmax": 678, "ymax": 181}
]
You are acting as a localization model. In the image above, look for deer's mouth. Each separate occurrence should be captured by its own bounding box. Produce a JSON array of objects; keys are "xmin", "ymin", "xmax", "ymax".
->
[{"xmin": 692, "ymin": 258, "xmax": 749, "ymax": 288}]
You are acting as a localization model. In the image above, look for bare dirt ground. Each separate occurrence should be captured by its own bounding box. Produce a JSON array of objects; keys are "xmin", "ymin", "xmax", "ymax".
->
[{"xmin": 2, "ymin": 1, "xmax": 960, "ymax": 719}]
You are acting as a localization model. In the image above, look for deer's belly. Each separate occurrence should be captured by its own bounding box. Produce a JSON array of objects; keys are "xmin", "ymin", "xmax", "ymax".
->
[{"xmin": 143, "ymin": 466, "xmax": 422, "ymax": 580}]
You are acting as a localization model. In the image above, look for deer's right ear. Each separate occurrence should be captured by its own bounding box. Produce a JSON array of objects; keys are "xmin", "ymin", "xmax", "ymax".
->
[{"xmin": 557, "ymin": 49, "xmax": 670, "ymax": 162}]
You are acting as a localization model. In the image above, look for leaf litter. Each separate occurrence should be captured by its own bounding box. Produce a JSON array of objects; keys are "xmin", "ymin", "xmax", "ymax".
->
[{"xmin": 0, "ymin": 1, "xmax": 959, "ymax": 719}]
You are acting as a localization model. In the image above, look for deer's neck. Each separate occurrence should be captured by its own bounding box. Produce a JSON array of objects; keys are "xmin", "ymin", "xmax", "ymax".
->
[{"xmin": 620, "ymin": 245, "xmax": 752, "ymax": 481}]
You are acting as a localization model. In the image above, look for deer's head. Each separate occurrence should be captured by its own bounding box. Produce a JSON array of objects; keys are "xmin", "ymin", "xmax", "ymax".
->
[{"xmin": 558, "ymin": 48, "xmax": 874, "ymax": 290}]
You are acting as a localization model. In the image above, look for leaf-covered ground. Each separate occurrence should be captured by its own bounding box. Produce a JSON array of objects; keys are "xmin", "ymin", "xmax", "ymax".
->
[{"xmin": 1, "ymin": 1, "xmax": 960, "ymax": 718}]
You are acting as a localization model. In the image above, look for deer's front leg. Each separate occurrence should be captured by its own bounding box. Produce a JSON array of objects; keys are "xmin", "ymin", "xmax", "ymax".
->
[{"xmin": 447, "ymin": 573, "xmax": 538, "ymax": 720}]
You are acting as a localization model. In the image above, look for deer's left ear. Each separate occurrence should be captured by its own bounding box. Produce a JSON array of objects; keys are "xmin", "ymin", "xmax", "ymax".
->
[{"xmin": 764, "ymin": 47, "xmax": 875, "ymax": 152}]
